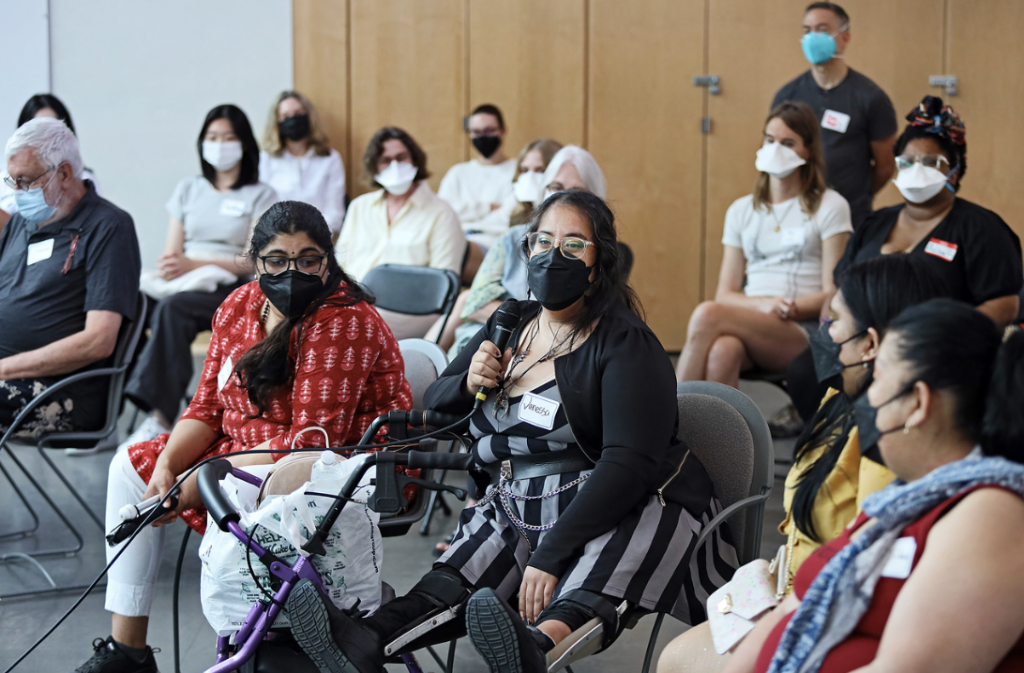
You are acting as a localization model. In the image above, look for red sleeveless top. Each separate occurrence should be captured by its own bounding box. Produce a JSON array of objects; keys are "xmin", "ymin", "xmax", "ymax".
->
[{"xmin": 754, "ymin": 485, "xmax": 1024, "ymax": 673}]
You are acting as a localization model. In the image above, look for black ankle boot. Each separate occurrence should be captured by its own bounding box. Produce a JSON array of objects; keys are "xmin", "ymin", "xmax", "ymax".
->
[
  {"xmin": 73, "ymin": 636, "xmax": 158, "ymax": 673},
  {"xmin": 466, "ymin": 588, "xmax": 548, "ymax": 673},
  {"xmin": 286, "ymin": 579, "xmax": 386, "ymax": 673}
]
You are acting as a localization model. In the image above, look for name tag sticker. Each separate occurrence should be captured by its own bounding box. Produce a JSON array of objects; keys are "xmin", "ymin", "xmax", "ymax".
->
[
  {"xmin": 821, "ymin": 109, "xmax": 851, "ymax": 134},
  {"xmin": 518, "ymin": 392, "xmax": 559, "ymax": 431},
  {"xmin": 219, "ymin": 199, "xmax": 248, "ymax": 218},
  {"xmin": 881, "ymin": 536, "xmax": 918, "ymax": 579},
  {"xmin": 27, "ymin": 239, "xmax": 54, "ymax": 266},
  {"xmin": 924, "ymin": 238, "xmax": 958, "ymax": 262},
  {"xmin": 781, "ymin": 228, "xmax": 807, "ymax": 247},
  {"xmin": 218, "ymin": 356, "xmax": 234, "ymax": 391}
]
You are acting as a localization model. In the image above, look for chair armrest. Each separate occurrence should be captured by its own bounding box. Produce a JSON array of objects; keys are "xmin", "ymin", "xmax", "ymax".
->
[
  {"xmin": 692, "ymin": 493, "xmax": 770, "ymax": 558},
  {"xmin": 0, "ymin": 365, "xmax": 126, "ymax": 451}
]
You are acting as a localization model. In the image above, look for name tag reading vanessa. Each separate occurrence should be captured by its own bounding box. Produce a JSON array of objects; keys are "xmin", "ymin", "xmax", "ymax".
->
[
  {"xmin": 924, "ymin": 237, "xmax": 958, "ymax": 262},
  {"xmin": 821, "ymin": 109, "xmax": 851, "ymax": 134},
  {"xmin": 218, "ymin": 356, "xmax": 234, "ymax": 391},
  {"xmin": 219, "ymin": 199, "xmax": 248, "ymax": 218},
  {"xmin": 518, "ymin": 392, "xmax": 559, "ymax": 430}
]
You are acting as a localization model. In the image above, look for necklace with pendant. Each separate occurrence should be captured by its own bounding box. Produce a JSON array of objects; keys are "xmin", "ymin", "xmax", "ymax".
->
[
  {"xmin": 493, "ymin": 318, "xmax": 574, "ymax": 420},
  {"xmin": 261, "ymin": 299, "xmax": 271, "ymax": 325}
]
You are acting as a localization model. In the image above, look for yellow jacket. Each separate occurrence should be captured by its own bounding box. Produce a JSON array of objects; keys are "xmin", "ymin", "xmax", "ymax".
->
[{"xmin": 778, "ymin": 388, "xmax": 895, "ymax": 592}]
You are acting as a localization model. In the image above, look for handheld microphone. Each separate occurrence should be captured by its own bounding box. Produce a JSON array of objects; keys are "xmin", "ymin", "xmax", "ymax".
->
[{"xmin": 475, "ymin": 298, "xmax": 521, "ymax": 409}]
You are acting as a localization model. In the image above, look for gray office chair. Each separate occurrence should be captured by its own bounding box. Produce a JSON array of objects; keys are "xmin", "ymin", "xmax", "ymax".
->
[{"xmin": 362, "ymin": 265, "xmax": 461, "ymax": 344}]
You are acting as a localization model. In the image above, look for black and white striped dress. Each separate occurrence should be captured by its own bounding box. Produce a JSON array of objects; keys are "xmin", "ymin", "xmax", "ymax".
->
[{"xmin": 438, "ymin": 379, "xmax": 738, "ymax": 623}]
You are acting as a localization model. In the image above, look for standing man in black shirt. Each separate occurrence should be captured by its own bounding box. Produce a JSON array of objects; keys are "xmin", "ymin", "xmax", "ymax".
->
[
  {"xmin": 772, "ymin": 2, "xmax": 898, "ymax": 229},
  {"xmin": 0, "ymin": 118, "xmax": 141, "ymax": 437}
]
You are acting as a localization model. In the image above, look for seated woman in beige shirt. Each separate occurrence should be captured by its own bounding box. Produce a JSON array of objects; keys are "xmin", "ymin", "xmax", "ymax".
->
[{"xmin": 335, "ymin": 127, "xmax": 467, "ymax": 338}]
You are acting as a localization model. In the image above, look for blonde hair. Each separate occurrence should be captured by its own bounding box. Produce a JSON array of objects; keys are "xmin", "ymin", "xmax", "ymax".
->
[
  {"xmin": 752, "ymin": 101, "xmax": 828, "ymax": 216},
  {"xmin": 262, "ymin": 91, "xmax": 332, "ymax": 157},
  {"xmin": 510, "ymin": 138, "xmax": 563, "ymax": 225}
]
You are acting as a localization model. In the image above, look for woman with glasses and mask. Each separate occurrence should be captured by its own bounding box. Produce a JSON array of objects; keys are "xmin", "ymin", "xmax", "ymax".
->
[
  {"xmin": 77, "ymin": 201, "xmax": 412, "ymax": 673},
  {"xmin": 284, "ymin": 190, "xmax": 738, "ymax": 673},
  {"xmin": 657, "ymin": 255, "xmax": 945, "ymax": 673},
  {"xmin": 783, "ymin": 95, "xmax": 1023, "ymax": 433},
  {"xmin": 676, "ymin": 101, "xmax": 852, "ymax": 388},
  {"xmin": 722, "ymin": 300, "xmax": 1024, "ymax": 673},
  {"xmin": 259, "ymin": 91, "xmax": 346, "ymax": 239},
  {"xmin": 123, "ymin": 105, "xmax": 279, "ymax": 451}
]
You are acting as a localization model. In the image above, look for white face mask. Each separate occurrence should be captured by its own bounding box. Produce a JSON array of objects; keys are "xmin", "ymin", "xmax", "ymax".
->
[
  {"xmin": 375, "ymin": 160, "xmax": 418, "ymax": 195},
  {"xmin": 513, "ymin": 170, "xmax": 545, "ymax": 203},
  {"xmin": 755, "ymin": 141, "xmax": 807, "ymax": 179},
  {"xmin": 202, "ymin": 141, "xmax": 244, "ymax": 171},
  {"xmin": 892, "ymin": 163, "xmax": 954, "ymax": 204}
]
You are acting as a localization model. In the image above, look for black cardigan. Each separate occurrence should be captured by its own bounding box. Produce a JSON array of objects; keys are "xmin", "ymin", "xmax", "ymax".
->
[{"xmin": 423, "ymin": 301, "xmax": 715, "ymax": 578}]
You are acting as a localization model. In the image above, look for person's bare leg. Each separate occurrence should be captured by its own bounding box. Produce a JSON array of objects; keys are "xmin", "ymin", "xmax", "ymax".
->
[
  {"xmin": 537, "ymin": 619, "xmax": 573, "ymax": 644},
  {"xmin": 461, "ymin": 242, "xmax": 485, "ymax": 285},
  {"xmin": 112, "ymin": 614, "xmax": 148, "ymax": 649},
  {"xmin": 657, "ymin": 622, "xmax": 728, "ymax": 673},
  {"xmin": 705, "ymin": 335, "xmax": 749, "ymax": 389},
  {"xmin": 677, "ymin": 302, "xmax": 727, "ymax": 382}
]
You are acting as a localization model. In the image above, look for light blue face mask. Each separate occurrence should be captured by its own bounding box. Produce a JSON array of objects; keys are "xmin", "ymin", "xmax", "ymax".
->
[
  {"xmin": 13, "ymin": 168, "xmax": 61, "ymax": 224},
  {"xmin": 801, "ymin": 25, "xmax": 848, "ymax": 65}
]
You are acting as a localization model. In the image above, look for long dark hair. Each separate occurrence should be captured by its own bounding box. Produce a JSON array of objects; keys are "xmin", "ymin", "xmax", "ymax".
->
[
  {"xmin": 887, "ymin": 300, "xmax": 1016, "ymax": 455},
  {"xmin": 234, "ymin": 201, "xmax": 372, "ymax": 417},
  {"xmin": 520, "ymin": 189, "xmax": 642, "ymax": 336},
  {"xmin": 18, "ymin": 94, "xmax": 76, "ymax": 134},
  {"xmin": 198, "ymin": 104, "xmax": 261, "ymax": 189},
  {"xmin": 791, "ymin": 256, "xmax": 946, "ymax": 541}
]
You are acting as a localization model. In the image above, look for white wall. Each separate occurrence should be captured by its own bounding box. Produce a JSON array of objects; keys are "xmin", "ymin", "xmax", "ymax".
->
[
  {"xmin": 48, "ymin": 0, "xmax": 293, "ymax": 265},
  {"xmin": 0, "ymin": 0, "xmax": 50, "ymax": 135}
]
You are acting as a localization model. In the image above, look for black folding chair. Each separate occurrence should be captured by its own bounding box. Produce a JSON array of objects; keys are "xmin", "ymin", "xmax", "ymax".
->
[
  {"xmin": 0, "ymin": 292, "xmax": 148, "ymax": 599},
  {"xmin": 361, "ymin": 265, "xmax": 461, "ymax": 344}
]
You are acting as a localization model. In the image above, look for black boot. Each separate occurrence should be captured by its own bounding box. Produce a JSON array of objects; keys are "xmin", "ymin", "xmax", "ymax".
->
[
  {"xmin": 466, "ymin": 588, "xmax": 548, "ymax": 673},
  {"xmin": 73, "ymin": 636, "xmax": 158, "ymax": 673},
  {"xmin": 286, "ymin": 579, "xmax": 386, "ymax": 673}
]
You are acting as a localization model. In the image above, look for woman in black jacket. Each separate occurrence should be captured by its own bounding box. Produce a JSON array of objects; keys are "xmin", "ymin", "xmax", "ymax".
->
[{"xmin": 286, "ymin": 190, "xmax": 738, "ymax": 673}]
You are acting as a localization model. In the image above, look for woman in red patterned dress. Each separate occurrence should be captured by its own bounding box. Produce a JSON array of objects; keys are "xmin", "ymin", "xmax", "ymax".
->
[{"xmin": 76, "ymin": 201, "xmax": 412, "ymax": 673}]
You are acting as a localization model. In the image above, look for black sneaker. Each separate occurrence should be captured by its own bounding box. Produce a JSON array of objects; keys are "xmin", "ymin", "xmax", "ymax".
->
[
  {"xmin": 286, "ymin": 579, "xmax": 385, "ymax": 673},
  {"xmin": 466, "ymin": 588, "xmax": 548, "ymax": 673},
  {"xmin": 74, "ymin": 636, "xmax": 158, "ymax": 673}
]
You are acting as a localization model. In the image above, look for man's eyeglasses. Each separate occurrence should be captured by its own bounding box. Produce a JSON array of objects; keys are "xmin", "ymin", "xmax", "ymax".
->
[
  {"xmin": 895, "ymin": 154, "xmax": 951, "ymax": 172},
  {"xmin": 527, "ymin": 233, "xmax": 596, "ymax": 260},
  {"xmin": 2, "ymin": 166, "xmax": 57, "ymax": 191},
  {"xmin": 257, "ymin": 254, "xmax": 327, "ymax": 275}
]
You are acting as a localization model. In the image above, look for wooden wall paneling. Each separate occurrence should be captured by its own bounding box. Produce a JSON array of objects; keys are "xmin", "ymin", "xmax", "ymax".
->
[
  {"xmin": 588, "ymin": 0, "xmax": 706, "ymax": 351},
  {"xmin": 468, "ymin": 0, "xmax": 585, "ymax": 155},
  {"xmin": 349, "ymin": 0, "xmax": 466, "ymax": 196},
  {"xmin": 293, "ymin": 0, "xmax": 350, "ymax": 195},
  {"xmin": 704, "ymin": 0, "xmax": 944, "ymax": 296},
  {"xmin": 948, "ymin": 0, "xmax": 1024, "ymax": 243}
]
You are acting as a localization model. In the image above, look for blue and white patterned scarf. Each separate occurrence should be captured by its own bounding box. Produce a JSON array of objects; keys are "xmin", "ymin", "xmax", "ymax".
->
[{"xmin": 766, "ymin": 448, "xmax": 1024, "ymax": 673}]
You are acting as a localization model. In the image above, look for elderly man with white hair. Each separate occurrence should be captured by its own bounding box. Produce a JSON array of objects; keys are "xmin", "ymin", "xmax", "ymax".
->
[{"xmin": 0, "ymin": 117, "xmax": 140, "ymax": 437}]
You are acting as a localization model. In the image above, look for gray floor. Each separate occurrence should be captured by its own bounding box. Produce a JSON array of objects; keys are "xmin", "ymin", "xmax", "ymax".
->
[{"xmin": 0, "ymin": 366, "xmax": 793, "ymax": 673}]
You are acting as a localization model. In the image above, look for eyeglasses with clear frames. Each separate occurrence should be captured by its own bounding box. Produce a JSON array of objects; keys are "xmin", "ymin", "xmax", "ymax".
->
[
  {"xmin": 527, "ymin": 233, "xmax": 596, "ymax": 260},
  {"xmin": 895, "ymin": 153, "xmax": 951, "ymax": 171},
  {"xmin": 257, "ymin": 254, "xmax": 327, "ymax": 276}
]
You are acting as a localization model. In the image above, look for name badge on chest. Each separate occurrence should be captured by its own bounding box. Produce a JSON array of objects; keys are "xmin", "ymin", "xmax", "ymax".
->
[
  {"xmin": 518, "ymin": 392, "xmax": 559, "ymax": 431},
  {"xmin": 821, "ymin": 109, "xmax": 851, "ymax": 134},
  {"xmin": 218, "ymin": 356, "xmax": 234, "ymax": 392},
  {"xmin": 27, "ymin": 239, "xmax": 54, "ymax": 266},
  {"xmin": 880, "ymin": 536, "xmax": 918, "ymax": 579},
  {"xmin": 219, "ymin": 199, "xmax": 248, "ymax": 218},
  {"xmin": 924, "ymin": 238, "xmax": 958, "ymax": 262},
  {"xmin": 781, "ymin": 228, "xmax": 807, "ymax": 247}
]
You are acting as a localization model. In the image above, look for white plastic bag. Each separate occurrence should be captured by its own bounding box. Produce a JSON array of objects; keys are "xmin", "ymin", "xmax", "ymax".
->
[
  {"xmin": 198, "ymin": 454, "xmax": 383, "ymax": 636},
  {"xmin": 140, "ymin": 265, "xmax": 238, "ymax": 301}
]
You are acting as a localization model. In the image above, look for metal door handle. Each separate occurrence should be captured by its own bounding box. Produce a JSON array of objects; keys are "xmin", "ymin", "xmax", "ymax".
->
[
  {"xmin": 693, "ymin": 75, "xmax": 721, "ymax": 95},
  {"xmin": 929, "ymin": 75, "xmax": 958, "ymax": 96}
]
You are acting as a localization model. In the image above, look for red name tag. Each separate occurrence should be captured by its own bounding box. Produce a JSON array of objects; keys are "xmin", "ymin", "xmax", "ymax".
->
[{"xmin": 924, "ymin": 238, "xmax": 958, "ymax": 262}]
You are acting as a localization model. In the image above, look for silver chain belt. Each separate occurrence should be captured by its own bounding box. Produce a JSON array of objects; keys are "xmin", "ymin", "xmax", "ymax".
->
[{"xmin": 476, "ymin": 459, "xmax": 591, "ymax": 533}]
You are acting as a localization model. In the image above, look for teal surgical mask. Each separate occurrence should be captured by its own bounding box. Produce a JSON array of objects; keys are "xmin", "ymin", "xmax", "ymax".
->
[
  {"xmin": 13, "ymin": 169, "xmax": 61, "ymax": 224},
  {"xmin": 801, "ymin": 24, "xmax": 848, "ymax": 65}
]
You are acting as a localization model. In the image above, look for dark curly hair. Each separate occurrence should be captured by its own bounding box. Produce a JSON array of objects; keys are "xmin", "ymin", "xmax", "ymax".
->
[
  {"xmin": 234, "ymin": 201, "xmax": 372, "ymax": 417},
  {"xmin": 362, "ymin": 126, "xmax": 430, "ymax": 189},
  {"xmin": 894, "ymin": 95, "xmax": 967, "ymax": 190}
]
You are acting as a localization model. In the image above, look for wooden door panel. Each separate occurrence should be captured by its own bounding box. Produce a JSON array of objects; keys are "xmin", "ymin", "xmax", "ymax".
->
[
  {"xmin": 468, "ymin": 0, "xmax": 585, "ymax": 155},
  {"xmin": 589, "ymin": 0, "xmax": 705, "ymax": 351}
]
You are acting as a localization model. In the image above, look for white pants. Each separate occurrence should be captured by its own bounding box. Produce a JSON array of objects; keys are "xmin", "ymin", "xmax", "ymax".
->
[{"xmin": 104, "ymin": 450, "xmax": 168, "ymax": 617}]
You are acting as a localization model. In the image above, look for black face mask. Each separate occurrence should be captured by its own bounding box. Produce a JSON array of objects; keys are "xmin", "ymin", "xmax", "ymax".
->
[
  {"xmin": 527, "ymin": 250, "xmax": 592, "ymax": 311},
  {"xmin": 853, "ymin": 389, "xmax": 910, "ymax": 451},
  {"xmin": 809, "ymin": 323, "xmax": 868, "ymax": 383},
  {"xmin": 472, "ymin": 135, "xmax": 502, "ymax": 159},
  {"xmin": 279, "ymin": 114, "xmax": 311, "ymax": 142},
  {"xmin": 259, "ymin": 270, "xmax": 324, "ymax": 321}
]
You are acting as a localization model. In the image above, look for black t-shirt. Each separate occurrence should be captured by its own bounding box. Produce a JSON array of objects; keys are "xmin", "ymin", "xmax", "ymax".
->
[
  {"xmin": 772, "ymin": 68, "xmax": 898, "ymax": 228},
  {"xmin": 0, "ymin": 182, "xmax": 141, "ymax": 424},
  {"xmin": 834, "ymin": 198, "xmax": 1024, "ymax": 305}
]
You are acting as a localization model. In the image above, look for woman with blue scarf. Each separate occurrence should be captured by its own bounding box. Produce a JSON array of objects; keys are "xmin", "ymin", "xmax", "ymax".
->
[{"xmin": 723, "ymin": 299, "xmax": 1024, "ymax": 673}]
